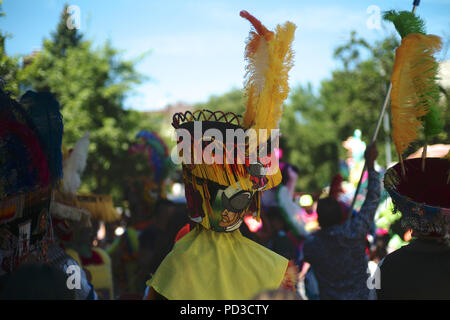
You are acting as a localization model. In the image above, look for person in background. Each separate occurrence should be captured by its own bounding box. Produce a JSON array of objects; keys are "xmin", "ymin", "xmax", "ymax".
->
[
  {"xmin": 368, "ymin": 230, "xmax": 390, "ymax": 271},
  {"xmin": 262, "ymin": 163, "xmax": 309, "ymax": 261},
  {"xmin": 298, "ymin": 194, "xmax": 319, "ymax": 232},
  {"xmin": 302, "ymin": 143, "xmax": 380, "ymax": 300},
  {"xmin": 138, "ymin": 201, "xmax": 189, "ymax": 286},
  {"xmin": 376, "ymin": 156, "xmax": 450, "ymax": 300},
  {"xmin": 376, "ymin": 233, "xmax": 450, "ymax": 299},
  {"xmin": 261, "ymin": 206, "xmax": 297, "ymax": 261},
  {"xmin": 367, "ymin": 230, "xmax": 390, "ymax": 300},
  {"xmin": 107, "ymin": 199, "xmax": 185, "ymax": 299},
  {"xmin": 64, "ymin": 219, "xmax": 114, "ymax": 300}
]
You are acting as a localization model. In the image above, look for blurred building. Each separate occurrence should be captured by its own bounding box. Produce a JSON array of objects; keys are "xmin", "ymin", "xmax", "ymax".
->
[{"xmin": 438, "ymin": 60, "xmax": 450, "ymax": 89}]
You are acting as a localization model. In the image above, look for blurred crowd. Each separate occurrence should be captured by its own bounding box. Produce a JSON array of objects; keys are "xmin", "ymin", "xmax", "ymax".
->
[
  {"xmin": 0, "ymin": 88, "xmax": 448, "ymax": 301},
  {"xmin": 2, "ymin": 135, "xmax": 446, "ymax": 300}
]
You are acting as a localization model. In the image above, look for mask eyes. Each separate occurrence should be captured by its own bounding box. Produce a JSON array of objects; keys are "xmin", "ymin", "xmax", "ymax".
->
[
  {"xmin": 248, "ymin": 162, "xmax": 264, "ymax": 177},
  {"xmin": 221, "ymin": 190, "xmax": 254, "ymax": 213},
  {"xmin": 247, "ymin": 162, "xmax": 268, "ymax": 190}
]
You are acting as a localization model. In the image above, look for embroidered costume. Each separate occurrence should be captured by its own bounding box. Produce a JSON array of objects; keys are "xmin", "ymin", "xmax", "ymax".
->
[
  {"xmin": 0, "ymin": 90, "xmax": 61, "ymax": 279},
  {"xmin": 376, "ymin": 10, "xmax": 449, "ymax": 300},
  {"xmin": 145, "ymin": 10, "xmax": 297, "ymax": 300}
]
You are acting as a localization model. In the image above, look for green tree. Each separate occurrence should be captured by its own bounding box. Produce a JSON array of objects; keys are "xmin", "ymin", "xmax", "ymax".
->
[
  {"xmin": 49, "ymin": 3, "xmax": 83, "ymax": 57},
  {"xmin": 18, "ymin": 4, "xmax": 152, "ymax": 204},
  {"xmin": 282, "ymin": 31, "xmax": 448, "ymax": 192},
  {"xmin": 280, "ymin": 83, "xmax": 339, "ymax": 191},
  {"xmin": 281, "ymin": 32, "xmax": 399, "ymax": 192},
  {"xmin": 178, "ymin": 30, "xmax": 448, "ymax": 194},
  {"xmin": 0, "ymin": 0, "xmax": 20, "ymax": 96},
  {"xmin": 193, "ymin": 87, "xmax": 245, "ymax": 115},
  {"xmin": 407, "ymin": 85, "xmax": 450, "ymax": 155}
]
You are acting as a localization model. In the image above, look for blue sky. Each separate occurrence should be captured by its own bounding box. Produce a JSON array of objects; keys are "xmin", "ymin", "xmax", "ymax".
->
[{"xmin": 1, "ymin": 0, "xmax": 449, "ymax": 111}]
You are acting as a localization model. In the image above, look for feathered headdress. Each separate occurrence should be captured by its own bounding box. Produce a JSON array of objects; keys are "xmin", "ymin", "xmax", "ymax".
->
[
  {"xmin": 384, "ymin": 11, "xmax": 443, "ymax": 173},
  {"xmin": 130, "ymin": 131, "xmax": 172, "ymax": 183},
  {"xmin": 62, "ymin": 132, "xmax": 90, "ymax": 195},
  {"xmin": 20, "ymin": 91, "xmax": 64, "ymax": 183},
  {"xmin": 170, "ymin": 12, "xmax": 296, "ymax": 232},
  {"xmin": 0, "ymin": 90, "xmax": 50, "ymax": 200},
  {"xmin": 240, "ymin": 10, "xmax": 296, "ymax": 135}
]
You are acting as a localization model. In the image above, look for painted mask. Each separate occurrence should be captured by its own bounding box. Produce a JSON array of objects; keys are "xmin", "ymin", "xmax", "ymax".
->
[{"xmin": 172, "ymin": 111, "xmax": 282, "ymax": 232}]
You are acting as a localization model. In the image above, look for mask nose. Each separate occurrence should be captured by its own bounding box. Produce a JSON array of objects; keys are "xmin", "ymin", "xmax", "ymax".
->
[{"xmin": 250, "ymin": 175, "xmax": 268, "ymax": 190}]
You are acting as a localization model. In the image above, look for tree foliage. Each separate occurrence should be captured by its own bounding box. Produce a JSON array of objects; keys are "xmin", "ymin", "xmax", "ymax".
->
[
  {"xmin": 0, "ymin": 0, "xmax": 20, "ymax": 96},
  {"xmin": 13, "ymin": 4, "xmax": 156, "ymax": 204},
  {"xmin": 192, "ymin": 31, "xmax": 448, "ymax": 193},
  {"xmin": 192, "ymin": 87, "xmax": 246, "ymax": 115}
]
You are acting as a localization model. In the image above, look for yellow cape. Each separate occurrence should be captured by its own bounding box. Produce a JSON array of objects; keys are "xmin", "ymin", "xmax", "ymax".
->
[{"xmin": 147, "ymin": 226, "xmax": 288, "ymax": 300}]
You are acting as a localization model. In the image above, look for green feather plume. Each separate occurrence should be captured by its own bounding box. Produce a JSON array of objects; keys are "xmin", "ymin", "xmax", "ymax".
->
[
  {"xmin": 383, "ymin": 10, "xmax": 426, "ymax": 38},
  {"xmin": 384, "ymin": 9, "xmax": 444, "ymax": 141}
]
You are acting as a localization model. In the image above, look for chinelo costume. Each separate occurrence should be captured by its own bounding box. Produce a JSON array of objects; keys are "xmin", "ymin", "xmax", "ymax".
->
[
  {"xmin": 145, "ymin": 11, "xmax": 297, "ymax": 300},
  {"xmin": 375, "ymin": 10, "xmax": 450, "ymax": 299},
  {"xmin": 381, "ymin": 10, "xmax": 448, "ymax": 244},
  {"xmin": 0, "ymin": 89, "xmax": 69, "ymax": 290},
  {"xmin": 379, "ymin": 156, "xmax": 450, "ymax": 299},
  {"xmin": 384, "ymin": 158, "xmax": 449, "ymax": 245}
]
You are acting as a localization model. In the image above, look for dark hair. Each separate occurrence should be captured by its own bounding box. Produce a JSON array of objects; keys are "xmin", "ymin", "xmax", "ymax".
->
[
  {"xmin": 0, "ymin": 263, "xmax": 75, "ymax": 300},
  {"xmin": 317, "ymin": 197, "xmax": 343, "ymax": 228},
  {"xmin": 139, "ymin": 202, "xmax": 190, "ymax": 274},
  {"xmin": 281, "ymin": 164, "xmax": 299, "ymax": 185},
  {"xmin": 370, "ymin": 234, "xmax": 389, "ymax": 261},
  {"xmin": 264, "ymin": 206, "xmax": 287, "ymax": 230},
  {"xmin": 154, "ymin": 198, "xmax": 175, "ymax": 213},
  {"xmin": 390, "ymin": 218, "xmax": 408, "ymax": 238}
]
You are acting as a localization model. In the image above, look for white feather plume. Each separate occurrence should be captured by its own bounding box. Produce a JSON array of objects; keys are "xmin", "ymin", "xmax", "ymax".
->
[
  {"xmin": 246, "ymin": 38, "xmax": 270, "ymax": 96},
  {"xmin": 62, "ymin": 132, "xmax": 90, "ymax": 194}
]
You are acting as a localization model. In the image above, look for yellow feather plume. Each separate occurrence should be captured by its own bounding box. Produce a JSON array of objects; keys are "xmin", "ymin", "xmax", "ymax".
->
[
  {"xmin": 240, "ymin": 11, "xmax": 296, "ymax": 134},
  {"xmin": 390, "ymin": 33, "xmax": 442, "ymax": 156}
]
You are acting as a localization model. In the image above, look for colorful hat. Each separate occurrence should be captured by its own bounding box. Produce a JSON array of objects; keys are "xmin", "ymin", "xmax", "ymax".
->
[
  {"xmin": 50, "ymin": 133, "xmax": 91, "ymax": 224},
  {"xmin": 382, "ymin": 11, "xmax": 448, "ymax": 243},
  {"xmin": 384, "ymin": 158, "xmax": 450, "ymax": 243},
  {"xmin": 51, "ymin": 133, "xmax": 120, "ymax": 238},
  {"xmin": 172, "ymin": 11, "xmax": 295, "ymax": 232},
  {"xmin": 0, "ymin": 90, "xmax": 61, "ymax": 273},
  {"xmin": 130, "ymin": 131, "xmax": 172, "ymax": 183},
  {"xmin": 20, "ymin": 91, "xmax": 64, "ymax": 184},
  {"xmin": 0, "ymin": 90, "xmax": 51, "ymax": 200},
  {"xmin": 128, "ymin": 130, "xmax": 173, "ymax": 205}
]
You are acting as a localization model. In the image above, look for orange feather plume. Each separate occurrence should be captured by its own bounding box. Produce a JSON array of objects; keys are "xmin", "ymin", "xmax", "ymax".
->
[
  {"xmin": 390, "ymin": 33, "xmax": 442, "ymax": 156},
  {"xmin": 240, "ymin": 11, "xmax": 296, "ymax": 134}
]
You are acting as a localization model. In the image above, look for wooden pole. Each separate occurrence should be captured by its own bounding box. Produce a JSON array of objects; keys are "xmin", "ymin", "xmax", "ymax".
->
[
  {"xmin": 347, "ymin": 85, "xmax": 391, "ymax": 215},
  {"xmin": 421, "ymin": 144, "xmax": 427, "ymax": 171},
  {"xmin": 399, "ymin": 153, "xmax": 406, "ymax": 177}
]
